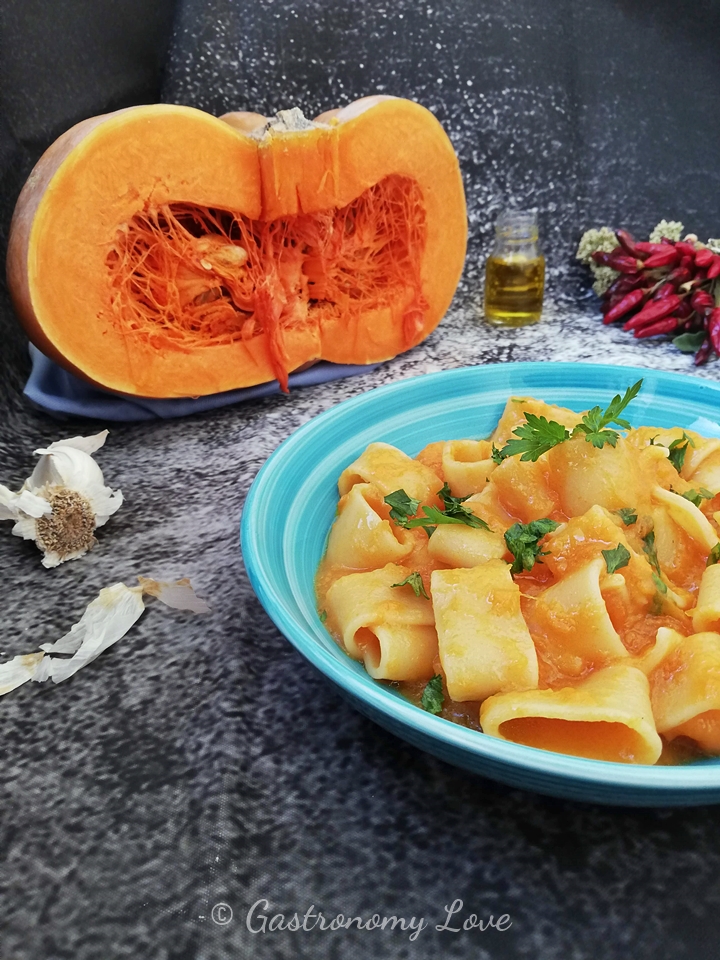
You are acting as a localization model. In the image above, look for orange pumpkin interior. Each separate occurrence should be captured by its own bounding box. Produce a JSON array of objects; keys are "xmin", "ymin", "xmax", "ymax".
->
[{"xmin": 7, "ymin": 97, "xmax": 467, "ymax": 397}]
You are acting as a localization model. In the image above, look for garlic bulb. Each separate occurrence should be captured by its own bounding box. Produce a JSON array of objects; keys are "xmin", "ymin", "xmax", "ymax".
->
[{"xmin": 0, "ymin": 431, "xmax": 122, "ymax": 567}]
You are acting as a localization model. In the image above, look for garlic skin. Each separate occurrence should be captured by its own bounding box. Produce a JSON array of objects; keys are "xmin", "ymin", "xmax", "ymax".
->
[
  {"xmin": 0, "ymin": 578, "xmax": 209, "ymax": 695},
  {"xmin": 0, "ymin": 431, "xmax": 122, "ymax": 567}
]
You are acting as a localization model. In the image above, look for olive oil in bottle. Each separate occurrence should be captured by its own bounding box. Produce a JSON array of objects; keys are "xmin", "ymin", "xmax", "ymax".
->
[{"xmin": 484, "ymin": 209, "xmax": 545, "ymax": 326}]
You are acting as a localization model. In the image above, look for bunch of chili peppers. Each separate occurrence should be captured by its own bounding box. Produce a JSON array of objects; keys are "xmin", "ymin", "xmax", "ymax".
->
[{"xmin": 593, "ymin": 230, "xmax": 720, "ymax": 365}]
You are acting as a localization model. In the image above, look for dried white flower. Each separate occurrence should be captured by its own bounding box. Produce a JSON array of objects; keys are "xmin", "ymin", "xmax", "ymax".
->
[
  {"xmin": 707, "ymin": 239, "xmax": 720, "ymax": 254},
  {"xmin": 0, "ymin": 578, "xmax": 208, "ymax": 695},
  {"xmin": 576, "ymin": 228, "xmax": 620, "ymax": 294},
  {"xmin": 576, "ymin": 227, "xmax": 618, "ymax": 264},
  {"xmin": 591, "ymin": 266, "xmax": 618, "ymax": 296},
  {"xmin": 649, "ymin": 220, "xmax": 684, "ymax": 243},
  {"xmin": 0, "ymin": 431, "xmax": 122, "ymax": 568}
]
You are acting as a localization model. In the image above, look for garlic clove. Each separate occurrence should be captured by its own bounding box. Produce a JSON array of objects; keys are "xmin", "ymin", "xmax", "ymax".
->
[
  {"xmin": 36, "ymin": 430, "xmax": 109, "ymax": 456},
  {"xmin": 0, "ymin": 484, "xmax": 52, "ymax": 521}
]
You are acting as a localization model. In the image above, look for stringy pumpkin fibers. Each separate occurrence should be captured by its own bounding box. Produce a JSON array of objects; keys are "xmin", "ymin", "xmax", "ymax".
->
[{"xmin": 106, "ymin": 175, "xmax": 428, "ymax": 389}]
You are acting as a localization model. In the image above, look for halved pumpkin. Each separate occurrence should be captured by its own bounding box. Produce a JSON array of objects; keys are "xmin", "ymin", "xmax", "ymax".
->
[{"xmin": 7, "ymin": 96, "xmax": 466, "ymax": 397}]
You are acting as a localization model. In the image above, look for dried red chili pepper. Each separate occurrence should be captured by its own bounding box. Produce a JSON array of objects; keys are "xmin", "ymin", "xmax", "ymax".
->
[
  {"xmin": 643, "ymin": 248, "xmax": 680, "ymax": 269},
  {"xmin": 653, "ymin": 283, "xmax": 676, "ymax": 300},
  {"xmin": 675, "ymin": 241, "xmax": 697, "ymax": 258},
  {"xmin": 682, "ymin": 269, "xmax": 708, "ymax": 290},
  {"xmin": 635, "ymin": 242, "xmax": 673, "ymax": 255},
  {"xmin": 708, "ymin": 308, "xmax": 720, "ymax": 354},
  {"xmin": 602, "ymin": 288, "xmax": 645, "ymax": 324},
  {"xmin": 667, "ymin": 265, "xmax": 692, "ymax": 285},
  {"xmin": 691, "ymin": 289, "xmax": 714, "ymax": 312},
  {"xmin": 695, "ymin": 247, "xmax": 715, "ymax": 268},
  {"xmin": 675, "ymin": 300, "xmax": 693, "ymax": 321},
  {"xmin": 695, "ymin": 337, "xmax": 713, "ymax": 365},
  {"xmin": 604, "ymin": 273, "xmax": 644, "ymax": 300},
  {"xmin": 616, "ymin": 229, "xmax": 647, "ymax": 259},
  {"xmin": 623, "ymin": 294, "xmax": 682, "ymax": 331},
  {"xmin": 610, "ymin": 253, "xmax": 644, "ymax": 273},
  {"xmin": 592, "ymin": 250, "xmax": 642, "ymax": 273},
  {"xmin": 634, "ymin": 316, "xmax": 679, "ymax": 338},
  {"xmin": 707, "ymin": 256, "xmax": 720, "ymax": 279}
]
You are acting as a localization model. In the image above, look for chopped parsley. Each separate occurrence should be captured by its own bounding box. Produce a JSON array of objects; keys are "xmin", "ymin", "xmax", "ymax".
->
[
  {"xmin": 391, "ymin": 571, "xmax": 429, "ymax": 600},
  {"xmin": 642, "ymin": 530, "xmax": 662, "ymax": 577},
  {"xmin": 680, "ymin": 487, "xmax": 714, "ymax": 508},
  {"xmin": 494, "ymin": 380, "xmax": 643, "ymax": 463},
  {"xmin": 421, "ymin": 674, "xmax": 444, "ymax": 715},
  {"xmin": 652, "ymin": 572, "xmax": 668, "ymax": 595},
  {"xmin": 491, "ymin": 443, "xmax": 505, "ymax": 465},
  {"xmin": 504, "ymin": 518, "xmax": 560, "ymax": 575},
  {"xmin": 707, "ymin": 543, "xmax": 720, "ymax": 567},
  {"xmin": 384, "ymin": 489, "xmax": 421, "ymax": 524},
  {"xmin": 494, "ymin": 413, "xmax": 570, "ymax": 463},
  {"xmin": 319, "ymin": 609, "xmax": 327, "ymax": 623},
  {"xmin": 572, "ymin": 380, "xmax": 643, "ymax": 449},
  {"xmin": 383, "ymin": 486, "xmax": 490, "ymax": 537},
  {"xmin": 614, "ymin": 507, "xmax": 638, "ymax": 526},
  {"xmin": 436, "ymin": 483, "xmax": 490, "ymax": 528},
  {"xmin": 602, "ymin": 543, "xmax": 631, "ymax": 575},
  {"xmin": 667, "ymin": 432, "xmax": 695, "ymax": 473}
]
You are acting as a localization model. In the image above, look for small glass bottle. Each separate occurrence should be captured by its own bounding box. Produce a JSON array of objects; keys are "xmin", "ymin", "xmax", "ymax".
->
[{"xmin": 484, "ymin": 209, "xmax": 545, "ymax": 326}]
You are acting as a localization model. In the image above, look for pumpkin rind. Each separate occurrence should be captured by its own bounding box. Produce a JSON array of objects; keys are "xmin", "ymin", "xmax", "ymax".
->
[{"xmin": 7, "ymin": 98, "xmax": 467, "ymax": 397}]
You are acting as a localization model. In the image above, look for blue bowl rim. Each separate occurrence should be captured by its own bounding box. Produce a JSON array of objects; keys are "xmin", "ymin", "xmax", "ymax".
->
[{"xmin": 241, "ymin": 360, "xmax": 720, "ymax": 796}]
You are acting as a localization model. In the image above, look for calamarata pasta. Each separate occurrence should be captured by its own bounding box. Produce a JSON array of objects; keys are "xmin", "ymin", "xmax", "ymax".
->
[{"xmin": 316, "ymin": 381, "xmax": 720, "ymax": 765}]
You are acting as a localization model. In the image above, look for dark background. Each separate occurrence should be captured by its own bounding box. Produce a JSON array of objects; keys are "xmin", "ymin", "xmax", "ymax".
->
[{"xmin": 3, "ymin": 2, "xmax": 720, "ymax": 958}]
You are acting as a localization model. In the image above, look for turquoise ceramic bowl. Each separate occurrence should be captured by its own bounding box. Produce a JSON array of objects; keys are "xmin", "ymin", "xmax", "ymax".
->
[{"xmin": 241, "ymin": 361, "xmax": 720, "ymax": 806}]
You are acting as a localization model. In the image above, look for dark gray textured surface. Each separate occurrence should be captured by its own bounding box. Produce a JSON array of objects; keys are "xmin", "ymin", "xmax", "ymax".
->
[
  {"xmin": 164, "ymin": 0, "xmax": 720, "ymax": 293},
  {"xmin": 3, "ymin": 1, "xmax": 720, "ymax": 958},
  {"xmin": 4, "ymin": 283, "xmax": 720, "ymax": 960}
]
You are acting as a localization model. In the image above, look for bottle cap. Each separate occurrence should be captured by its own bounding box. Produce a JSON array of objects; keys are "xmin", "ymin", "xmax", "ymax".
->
[{"xmin": 495, "ymin": 209, "xmax": 539, "ymax": 241}]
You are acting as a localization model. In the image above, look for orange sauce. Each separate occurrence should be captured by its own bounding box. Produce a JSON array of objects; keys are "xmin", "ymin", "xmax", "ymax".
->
[{"xmin": 315, "ymin": 420, "xmax": 720, "ymax": 765}]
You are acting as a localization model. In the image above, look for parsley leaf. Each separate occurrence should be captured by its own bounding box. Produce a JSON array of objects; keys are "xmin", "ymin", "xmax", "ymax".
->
[
  {"xmin": 667, "ymin": 432, "xmax": 695, "ymax": 473},
  {"xmin": 496, "ymin": 380, "xmax": 644, "ymax": 463},
  {"xmin": 602, "ymin": 543, "xmax": 631, "ymax": 575},
  {"xmin": 643, "ymin": 529, "xmax": 669, "ymax": 601},
  {"xmin": 497, "ymin": 414, "xmax": 571, "ymax": 463},
  {"xmin": 391, "ymin": 571, "xmax": 430, "ymax": 600},
  {"xmin": 491, "ymin": 443, "xmax": 506, "ymax": 464},
  {"xmin": 385, "ymin": 487, "xmax": 490, "ymax": 536},
  {"xmin": 642, "ymin": 530, "xmax": 662, "ymax": 577},
  {"xmin": 421, "ymin": 674, "xmax": 444, "ymax": 715},
  {"xmin": 673, "ymin": 331, "xmax": 707, "ymax": 354},
  {"xmin": 652, "ymin": 572, "xmax": 668, "ymax": 595},
  {"xmin": 504, "ymin": 518, "xmax": 560, "ymax": 575},
  {"xmin": 681, "ymin": 487, "xmax": 714, "ymax": 508},
  {"xmin": 571, "ymin": 379, "xmax": 643, "ymax": 449},
  {"xmin": 614, "ymin": 507, "xmax": 638, "ymax": 526},
  {"xmin": 319, "ymin": 609, "xmax": 327, "ymax": 623},
  {"xmin": 436, "ymin": 483, "xmax": 490, "ymax": 529},
  {"xmin": 384, "ymin": 489, "xmax": 421, "ymax": 524},
  {"xmin": 707, "ymin": 543, "xmax": 720, "ymax": 567}
]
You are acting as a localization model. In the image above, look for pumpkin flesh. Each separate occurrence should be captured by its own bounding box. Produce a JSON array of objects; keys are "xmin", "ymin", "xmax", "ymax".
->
[{"xmin": 8, "ymin": 98, "xmax": 466, "ymax": 397}]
